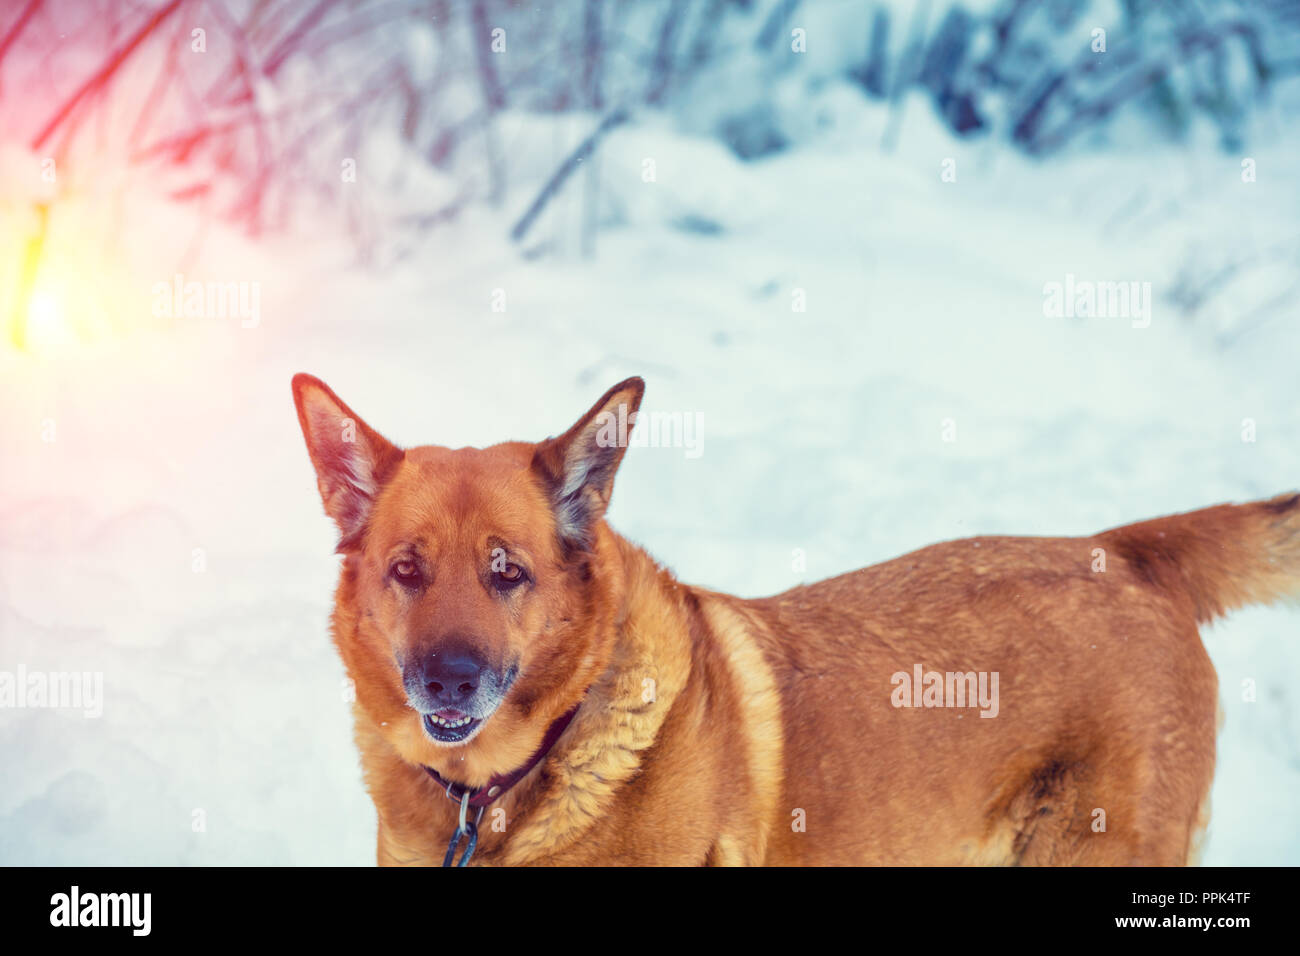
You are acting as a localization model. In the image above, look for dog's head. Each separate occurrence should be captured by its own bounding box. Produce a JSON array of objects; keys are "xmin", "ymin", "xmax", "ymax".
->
[{"xmin": 292, "ymin": 374, "xmax": 643, "ymax": 783}]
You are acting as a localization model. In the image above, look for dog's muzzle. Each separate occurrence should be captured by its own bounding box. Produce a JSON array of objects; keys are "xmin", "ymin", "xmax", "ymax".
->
[{"xmin": 402, "ymin": 645, "xmax": 516, "ymax": 745}]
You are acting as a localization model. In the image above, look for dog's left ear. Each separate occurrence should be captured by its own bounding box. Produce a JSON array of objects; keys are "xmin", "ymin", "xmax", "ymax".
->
[
  {"xmin": 533, "ymin": 377, "xmax": 645, "ymax": 551},
  {"xmin": 292, "ymin": 373, "xmax": 404, "ymax": 550}
]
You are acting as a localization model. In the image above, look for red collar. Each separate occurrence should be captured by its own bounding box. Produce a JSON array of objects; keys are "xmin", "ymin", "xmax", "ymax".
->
[{"xmin": 422, "ymin": 703, "xmax": 581, "ymax": 809}]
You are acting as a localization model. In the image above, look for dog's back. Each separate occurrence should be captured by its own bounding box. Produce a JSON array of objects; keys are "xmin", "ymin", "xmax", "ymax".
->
[{"xmin": 720, "ymin": 493, "xmax": 1300, "ymax": 864}]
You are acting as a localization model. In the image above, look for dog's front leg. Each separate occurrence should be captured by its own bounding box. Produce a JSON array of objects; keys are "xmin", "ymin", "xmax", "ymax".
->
[{"xmin": 376, "ymin": 822, "xmax": 442, "ymax": 867}]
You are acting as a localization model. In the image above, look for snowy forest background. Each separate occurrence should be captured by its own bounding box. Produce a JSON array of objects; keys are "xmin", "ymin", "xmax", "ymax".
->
[{"xmin": 2, "ymin": 0, "xmax": 1299, "ymax": 864}]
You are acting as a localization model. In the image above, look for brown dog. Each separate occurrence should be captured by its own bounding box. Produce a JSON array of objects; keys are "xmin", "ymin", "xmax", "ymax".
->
[{"xmin": 292, "ymin": 373, "xmax": 1299, "ymax": 865}]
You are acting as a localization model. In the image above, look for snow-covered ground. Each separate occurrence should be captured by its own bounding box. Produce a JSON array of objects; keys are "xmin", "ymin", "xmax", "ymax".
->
[{"xmin": 1, "ymin": 87, "xmax": 1298, "ymax": 865}]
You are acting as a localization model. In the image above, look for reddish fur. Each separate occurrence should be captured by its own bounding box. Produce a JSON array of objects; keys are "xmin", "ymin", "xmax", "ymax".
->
[{"xmin": 294, "ymin": 373, "xmax": 1300, "ymax": 865}]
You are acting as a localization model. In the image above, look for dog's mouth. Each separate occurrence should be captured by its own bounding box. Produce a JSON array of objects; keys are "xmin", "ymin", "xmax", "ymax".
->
[
  {"xmin": 421, "ymin": 708, "xmax": 484, "ymax": 744},
  {"xmin": 408, "ymin": 667, "xmax": 516, "ymax": 747}
]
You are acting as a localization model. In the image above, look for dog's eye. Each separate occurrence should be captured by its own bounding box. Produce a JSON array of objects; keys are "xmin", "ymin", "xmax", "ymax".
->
[
  {"xmin": 493, "ymin": 562, "xmax": 527, "ymax": 590},
  {"xmin": 391, "ymin": 560, "xmax": 422, "ymax": 586}
]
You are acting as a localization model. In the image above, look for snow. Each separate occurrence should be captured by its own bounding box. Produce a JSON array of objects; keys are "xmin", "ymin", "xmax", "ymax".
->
[{"xmin": 1, "ymin": 85, "xmax": 1298, "ymax": 865}]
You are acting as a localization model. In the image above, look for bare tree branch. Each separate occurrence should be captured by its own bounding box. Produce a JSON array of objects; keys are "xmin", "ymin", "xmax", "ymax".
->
[
  {"xmin": 0, "ymin": 0, "xmax": 42, "ymax": 66},
  {"xmin": 510, "ymin": 108, "xmax": 629, "ymax": 244},
  {"xmin": 31, "ymin": 0, "xmax": 184, "ymax": 151},
  {"xmin": 646, "ymin": 0, "xmax": 687, "ymax": 105}
]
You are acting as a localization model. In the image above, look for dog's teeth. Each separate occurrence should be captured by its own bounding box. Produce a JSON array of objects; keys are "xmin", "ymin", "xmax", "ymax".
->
[{"xmin": 430, "ymin": 714, "xmax": 473, "ymax": 729}]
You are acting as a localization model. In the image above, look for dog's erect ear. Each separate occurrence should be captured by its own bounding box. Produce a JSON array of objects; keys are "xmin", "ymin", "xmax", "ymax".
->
[
  {"xmin": 533, "ymin": 377, "xmax": 645, "ymax": 551},
  {"xmin": 292, "ymin": 374, "xmax": 404, "ymax": 549}
]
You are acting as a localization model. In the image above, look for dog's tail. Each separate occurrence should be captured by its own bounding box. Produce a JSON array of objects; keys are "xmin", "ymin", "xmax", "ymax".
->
[{"xmin": 1097, "ymin": 492, "xmax": 1300, "ymax": 624}]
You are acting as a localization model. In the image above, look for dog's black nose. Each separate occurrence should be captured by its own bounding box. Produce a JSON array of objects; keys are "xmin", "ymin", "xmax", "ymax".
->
[{"xmin": 421, "ymin": 648, "xmax": 483, "ymax": 706}]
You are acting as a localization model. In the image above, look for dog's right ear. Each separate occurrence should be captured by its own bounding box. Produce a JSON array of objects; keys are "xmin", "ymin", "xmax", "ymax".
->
[
  {"xmin": 292, "ymin": 374, "xmax": 404, "ymax": 549},
  {"xmin": 532, "ymin": 376, "xmax": 645, "ymax": 552}
]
